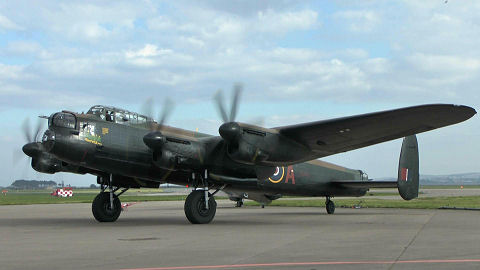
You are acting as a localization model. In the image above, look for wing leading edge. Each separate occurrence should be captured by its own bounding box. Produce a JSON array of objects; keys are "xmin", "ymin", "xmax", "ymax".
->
[{"xmin": 276, "ymin": 104, "xmax": 476, "ymax": 159}]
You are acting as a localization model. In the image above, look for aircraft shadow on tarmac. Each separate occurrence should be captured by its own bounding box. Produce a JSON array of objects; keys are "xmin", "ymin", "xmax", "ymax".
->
[
  {"xmin": 0, "ymin": 216, "xmax": 281, "ymax": 227},
  {"xmin": 0, "ymin": 209, "xmax": 410, "ymax": 228}
]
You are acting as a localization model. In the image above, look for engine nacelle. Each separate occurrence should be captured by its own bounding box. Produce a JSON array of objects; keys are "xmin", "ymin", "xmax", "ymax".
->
[
  {"xmin": 152, "ymin": 150, "xmax": 177, "ymax": 171},
  {"xmin": 220, "ymin": 122, "xmax": 270, "ymax": 165},
  {"xmin": 219, "ymin": 122, "xmax": 311, "ymax": 166},
  {"xmin": 144, "ymin": 131, "xmax": 206, "ymax": 171},
  {"xmin": 31, "ymin": 154, "xmax": 62, "ymax": 174},
  {"xmin": 227, "ymin": 140, "xmax": 269, "ymax": 165}
]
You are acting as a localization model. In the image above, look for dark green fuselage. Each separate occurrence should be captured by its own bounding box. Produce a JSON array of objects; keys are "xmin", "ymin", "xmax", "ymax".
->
[{"xmin": 46, "ymin": 111, "xmax": 367, "ymax": 200}]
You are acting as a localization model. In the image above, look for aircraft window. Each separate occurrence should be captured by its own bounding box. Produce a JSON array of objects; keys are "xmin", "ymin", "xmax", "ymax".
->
[
  {"xmin": 52, "ymin": 113, "xmax": 76, "ymax": 129},
  {"xmin": 115, "ymin": 112, "xmax": 128, "ymax": 123},
  {"xmin": 138, "ymin": 115, "xmax": 146, "ymax": 123},
  {"xmin": 128, "ymin": 113, "xmax": 137, "ymax": 123},
  {"xmin": 89, "ymin": 107, "xmax": 105, "ymax": 119},
  {"xmin": 105, "ymin": 110, "xmax": 114, "ymax": 122}
]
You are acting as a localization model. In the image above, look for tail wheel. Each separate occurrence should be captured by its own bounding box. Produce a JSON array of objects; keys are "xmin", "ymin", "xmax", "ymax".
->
[
  {"xmin": 326, "ymin": 199, "xmax": 335, "ymax": 214},
  {"xmin": 184, "ymin": 190, "xmax": 217, "ymax": 224},
  {"xmin": 92, "ymin": 192, "xmax": 121, "ymax": 222},
  {"xmin": 236, "ymin": 200, "xmax": 243, "ymax": 207}
]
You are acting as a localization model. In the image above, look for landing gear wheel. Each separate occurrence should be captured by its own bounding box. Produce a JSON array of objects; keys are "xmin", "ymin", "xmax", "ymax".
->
[
  {"xmin": 184, "ymin": 190, "xmax": 217, "ymax": 224},
  {"xmin": 326, "ymin": 199, "xmax": 335, "ymax": 214},
  {"xmin": 236, "ymin": 200, "xmax": 243, "ymax": 208},
  {"xmin": 92, "ymin": 192, "xmax": 121, "ymax": 222}
]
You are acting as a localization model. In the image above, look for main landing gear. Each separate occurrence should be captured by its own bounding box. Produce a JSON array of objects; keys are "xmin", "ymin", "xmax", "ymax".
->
[
  {"xmin": 184, "ymin": 170, "xmax": 219, "ymax": 224},
  {"xmin": 326, "ymin": 196, "xmax": 335, "ymax": 214},
  {"xmin": 92, "ymin": 175, "xmax": 129, "ymax": 222}
]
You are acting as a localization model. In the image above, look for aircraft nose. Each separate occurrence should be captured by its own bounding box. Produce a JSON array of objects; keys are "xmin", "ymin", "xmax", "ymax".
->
[{"xmin": 22, "ymin": 142, "xmax": 41, "ymax": 157}]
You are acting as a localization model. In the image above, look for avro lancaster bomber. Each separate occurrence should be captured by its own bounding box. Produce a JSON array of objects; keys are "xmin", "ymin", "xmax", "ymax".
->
[{"xmin": 22, "ymin": 86, "xmax": 476, "ymax": 224}]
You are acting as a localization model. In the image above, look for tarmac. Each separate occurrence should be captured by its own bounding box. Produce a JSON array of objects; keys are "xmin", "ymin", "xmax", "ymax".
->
[{"xmin": 1, "ymin": 200, "xmax": 480, "ymax": 270}]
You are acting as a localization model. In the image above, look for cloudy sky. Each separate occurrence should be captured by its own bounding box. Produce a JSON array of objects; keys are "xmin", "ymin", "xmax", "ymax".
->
[{"xmin": 1, "ymin": 0, "xmax": 478, "ymax": 187}]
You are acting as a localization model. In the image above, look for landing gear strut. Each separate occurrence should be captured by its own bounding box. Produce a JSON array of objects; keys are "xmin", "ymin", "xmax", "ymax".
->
[
  {"xmin": 184, "ymin": 170, "xmax": 217, "ymax": 224},
  {"xmin": 92, "ymin": 175, "xmax": 128, "ymax": 222},
  {"xmin": 326, "ymin": 196, "xmax": 335, "ymax": 214}
]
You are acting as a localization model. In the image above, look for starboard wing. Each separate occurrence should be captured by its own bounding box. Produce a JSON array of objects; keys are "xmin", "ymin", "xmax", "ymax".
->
[{"xmin": 275, "ymin": 104, "xmax": 475, "ymax": 159}]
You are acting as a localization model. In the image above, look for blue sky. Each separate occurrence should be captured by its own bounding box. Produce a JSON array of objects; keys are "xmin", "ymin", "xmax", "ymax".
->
[{"xmin": 0, "ymin": 0, "xmax": 478, "ymax": 187}]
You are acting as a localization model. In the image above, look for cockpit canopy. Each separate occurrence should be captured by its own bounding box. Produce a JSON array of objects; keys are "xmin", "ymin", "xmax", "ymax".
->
[
  {"xmin": 86, "ymin": 105, "xmax": 155, "ymax": 126},
  {"xmin": 49, "ymin": 112, "xmax": 76, "ymax": 129}
]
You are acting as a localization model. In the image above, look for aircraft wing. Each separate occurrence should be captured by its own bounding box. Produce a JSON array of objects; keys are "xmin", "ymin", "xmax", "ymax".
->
[{"xmin": 276, "ymin": 104, "xmax": 476, "ymax": 159}]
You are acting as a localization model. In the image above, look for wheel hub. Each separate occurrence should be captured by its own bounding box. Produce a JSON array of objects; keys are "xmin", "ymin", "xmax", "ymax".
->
[{"xmin": 196, "ymin": 199, "xmax": 210, "ymax": 217}]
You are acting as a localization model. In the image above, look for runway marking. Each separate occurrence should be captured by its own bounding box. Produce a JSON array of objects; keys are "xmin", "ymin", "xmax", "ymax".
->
[{"xmin": 121, "ymin": 259, "xmax": 480, "ymax": 270}]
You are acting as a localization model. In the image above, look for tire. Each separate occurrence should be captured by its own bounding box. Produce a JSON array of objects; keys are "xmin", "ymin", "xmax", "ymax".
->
[
  {"xmin": 326, "ymin": 200, "xmax": 335, "ymax": 214},
  {"xmin": 92, "ymin": 192, "xmax": 121, "ymax": 222},
  {"xmin": 184, "ymin": 190, "xmax": 217, "ymax": 224}
]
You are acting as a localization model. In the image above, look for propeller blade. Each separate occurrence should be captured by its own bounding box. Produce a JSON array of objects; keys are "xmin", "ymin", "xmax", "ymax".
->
[
  {"xmin": 140, "ymin": 97, "xmax": 155, "ymax": 119},
  {"xmin": 33, "ymin": 120, "xmax": 44, "ymax": 142},
  {"xmin": 214, "ymin": 90, "xmax": 229, "ymax": 123},
  {"xmin": 22, "ymin": 118, "xmax": 32, "ymax": 143},
  {"xmin": 229, "ymin": 83, "xmax": 242, "ymax": 122},
  {"xmin": 158, "ymin": 98, "xmax": 175, "ymax": 127}
]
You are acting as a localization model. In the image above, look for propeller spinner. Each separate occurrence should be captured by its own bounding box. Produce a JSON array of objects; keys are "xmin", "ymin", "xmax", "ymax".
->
[{"xmin": 21, "ymin": 118, "xmax": 45, "ymax": 158}]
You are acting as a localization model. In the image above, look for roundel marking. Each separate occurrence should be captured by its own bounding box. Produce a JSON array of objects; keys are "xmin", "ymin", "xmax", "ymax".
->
[{"xmin": 268, "ymin": 166, "xmax": 285, "ymax": 183}]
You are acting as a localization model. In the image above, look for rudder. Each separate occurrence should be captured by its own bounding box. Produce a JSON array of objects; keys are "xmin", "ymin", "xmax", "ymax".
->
[{"xmin": 397, "ymin": 135, "xmax": 419, "ymax": 200}]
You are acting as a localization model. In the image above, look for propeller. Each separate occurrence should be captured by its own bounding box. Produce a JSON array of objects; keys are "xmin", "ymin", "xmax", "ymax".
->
[
  {"xmin": 214, "ymin": 83, "xmax": 270, "ymax": 164},
  {"xmin": 214, "ymin": 83, "xmax": 243, "ymax": 123},
  {"xmin": 22, "ymin": 118, "xmax": 44, "ymax": 144},
  {"xmin": 140, "ymin": 97, "xmax": 154, "ymax": 120},
  {"xmin": 142, "ymin": 97, "xmax": 175, "ymax": 153},
  {"xmin": 21, "ymin": 118, "xmax": 45, "ymax": 158},
  {"xmin": 15, "ymin": 117, "xmax": 45, "ymax": 169},
  {"xmin": 157, "ymin": 97, "xmax": 174, "ymax": 127},
  {"xmin": 214, "ymin": 83, "xmax": 265, "ymax": 127},
  {"xmin": 141, "ymin": 97, "xmax": 175, "ymax": 131}
]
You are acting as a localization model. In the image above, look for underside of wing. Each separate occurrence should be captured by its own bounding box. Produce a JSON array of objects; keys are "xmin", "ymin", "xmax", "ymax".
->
[{"xmin": 275, "ymin": 104, "xmax": 476, "ymax": 159}]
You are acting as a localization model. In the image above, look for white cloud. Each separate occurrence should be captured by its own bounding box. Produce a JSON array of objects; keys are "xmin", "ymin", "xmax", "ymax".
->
[
  {"xmin": 408, "ymin": 54, "xmax": 480, "ymax": 74},
  {"xmin": 71, "ymin": 22, "xmax": 110, "ymax": 40},
  {"xmin": 4, "ymin": 41, "xmax": 52, "ymax": 59},
  {"xmin": 124, "ymin": 44, "xmax": 193, "ymax": 68},
  {"xmin": 0, "ymin": 64, "xmax": 24, "ymax": 80},
  {"xmin": 257, "ymin": 9, "xmax": 318, "ymax": 34},
  {"xmin": 362, "ymin": 58, "xmax": 390, "ymax": 74},
  {"xmin": 0, "ymin": 14, "xmax": 23, "ymax": 31},
  {"xmin": 334, "ymin": 10, "xmax": 380, "ymax": 32},
  {"xmin": 125, "ymin": 44, "xmax": 171, "ymax": 58},
  {"xmin": 180, "ymin": 36, "xmax": 206, "ymax": 48},
  {"xmin": 147, "ymin": 16, "xmax": 175, "ymax": 31}
]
